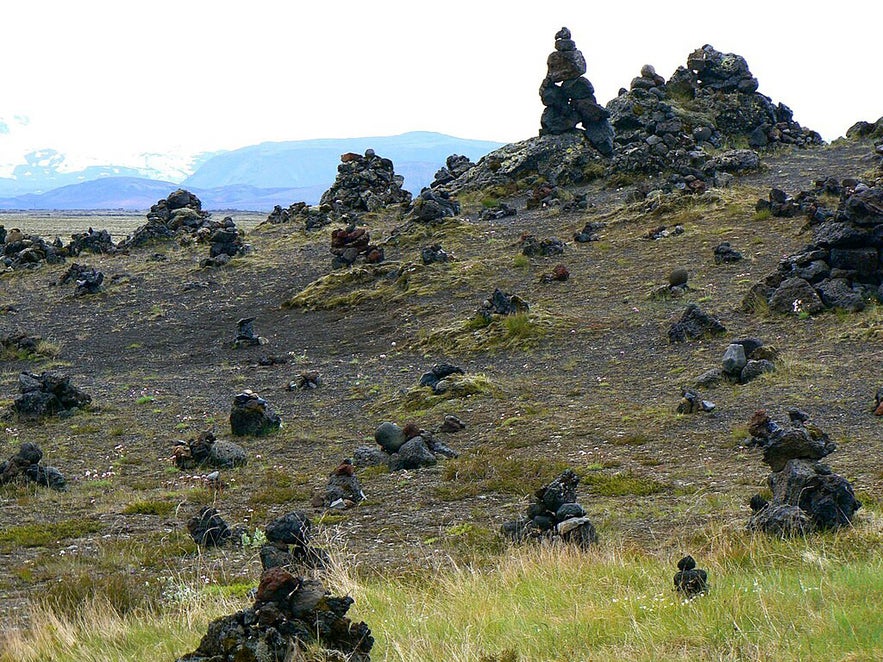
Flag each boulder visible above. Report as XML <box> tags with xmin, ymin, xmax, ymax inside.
<box><xmin>667</xmin><ymin>304</ymin><xmax>726</xmax><ymax>343</ymax></box>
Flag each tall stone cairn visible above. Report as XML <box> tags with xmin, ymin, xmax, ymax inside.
<box><xmin>539</xmin><ymin>27</ymin><xmax>614</xmax><ymax>155</ymax></box>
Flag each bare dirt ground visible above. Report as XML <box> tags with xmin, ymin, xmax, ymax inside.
<box><xmin>0</xmin><ymin>139</ymin><xmax>881</xmax><ymax>628</ymax></box>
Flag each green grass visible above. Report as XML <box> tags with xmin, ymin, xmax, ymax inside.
<box><xmin>0</xmin><ymin>519</ymin><xmax>105</xmax><ymax>550</ymax></box>
<box><xmin>6</xmin><ymin>528</ymin><xmax>883</xmax><ymax>661</ymax></box>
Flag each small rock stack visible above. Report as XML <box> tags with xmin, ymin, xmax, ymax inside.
<box><xmin>319</xmin><ymin>149</ymin><xmax>412</xmax><ymax>215</ymax></box>
<box><xmin>264</xmin><ymin>201</ymin><xmax>334</xmax><ymax>230</ymax></box>
<box><xmin>173</xmin><ymin>431</ymin><xmax>247</xmax><ymax>471</ymax></box>
<box><xmin>539</xmin><ymin>27</ymin><xmax>614</xmax><ymax>156</ymax></box>
<box><xmin>312</xmin><ymin>459</ymin><xmax>365</xmax><ymax>510</ymax></box>
<box><xmin>176</xmin><ymin>567</ymin><xmax>373</xmax><ymax>662</ymax></box>
<box><xmin>200</xmin><ymin>216</ymin><xmax>246</xmax><ymax>267</ymax></box>
<box><xmin>667</xmin><ymin>303</ymin><xmax>726</xmax><ymax>343</ymax></box>
<box><xmin>478</xmin><ymin>288</ymin><xmax>530</xmax><ymax>322</ymax></box>
<box><xmin>259</xmin><ymin>511</ymin><xmax>328</xmax><ymax>572</ymax></box>
<box><xmin>430</xmin><ymin>154</ymin><xmax>475</xmax><ymax>188</ymax></box>
<box><xmin>353</xmin><ymin>420</ymin><xmax>459</xmax><ymax>472</ymax></box>
<box><xmin>13</xmin><ymin>371</ymin><xmax>91</xmax><ymax>419</ymax></box>
<box><xmin>330</xmin><ymin>224</ymin><xmax>384</xmax><ymax>269</ymax></box>
<box><xmin>673</xmin><ymin>555</ymin><xmax>708</xmax><ymax>598</ymax></box>
<box><xmin>56</xmin><ymin>263</ymin><xmax>104</xmax><ymax>295</ymax></box>
<box><xmin>120</xmin><ymin>189</ymin><xmax>210</xmax><ymax>248</ymax></box>
<box><xmin>746</xmin><ymin>410</ymin><xmax>861</xmax><ymax>536</ymax></box>
<box><xmin>501</xmin><ymin>469</ymin><xmax>597</xmax><ymax>548</ymax></box>
<box><xmin>695</xmin><ymin>339</ymin><xmax>777</xmax><ymax>387</ymax></box>
<box><xmin>0</xmin><ymin>442</ymin><xmax>66</xmax><ymax>490</ymax></box>
<box><xmin>1</xmin><ymin>228</ymin><xmax>67</xmax><ymax>270</ymax></box>
<box><xmin>229</xmin><ymin>390</ymin><xmax>282</xmax><ymax>436</ymax></box>
<box><xmin>746</xmin><ymin>179</ymin><xmax>883</xmax><ymax>314</ymax></box>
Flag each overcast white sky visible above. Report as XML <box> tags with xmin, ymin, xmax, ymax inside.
<box><xmin>1</xmin><ymin>0</ymin><xmax>881</xmax><ymax>173</ymax></box>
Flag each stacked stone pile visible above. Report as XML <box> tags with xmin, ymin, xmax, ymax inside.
<box><xmin>607</xmin><ymin>44</ymin><xmax>820</xmax><ymax>192</ymax></box>
<box><xmin>539</xmin><ymin>28</ymin><xmax>614</xmax><ymax>156</ymax></box>
<box><xmin>668</xmin><ymin>45</ymin><xmax>822</xmax><ymax>148</ymax></box>
<box><xmin>66</xmin><ymin>228</ymin><xmax>117</xmax><ymax>255</ymax></box>
<box><xmin>330</xmin><ymin>223</ymin><xmax>384</xmax><ymax>268</ymax></box>
<box><xmin>520</xmin><ymin>234</ymin><xmax>565</xmax><ymax>257</ymax></box>
<box><xmin>408</xmin><ymin>188</ymin><xmax>460</xmax><ymax>222</ymax></box>
<box><xmin>694</xmin><ymin>338</ymin><xmax>777</xmax><ymax>387</ymax></box>
<box><xmin>745</xmin><ymin>178</ymin><xmax>883</xmax><ymax>314</ymax></box>
<box><xmin>176</xmin><ymin>566</ymin><xmax>373</xmax><ymax>662</ymax></box>
<box><xmin>430</xmin><ymin>154</ymin><xmax>476</xmax><ymax>188</ymax></box>
<box><xmin>118</xmin><ymin>190</ymin><xmax>248</xmax><ymax>260</ymax></box>
<box><xmin>12</xmin><ymin>371</ymin><xmax>91</xmax><ymax>419</ymax></box>
<box><xmin>746</xmin><ymin>410</ymin><xmax>861</xmax><ymax>536</ymax></box>
<box><xmin>320</xmin><ymin>149</ymin><xmax>412</xmax><ymax>215</ymax></box>
<box><xmin>173</xmin><ymin>431</ymin><xmax>247</xmax><ymax>471</ymax></box>
<box><xmin>312</xmin><ymin>459</ymin><xmax>365</xmax><ymax>509</ymax></box>
<box><xmin>55</xmin><ymin>263</ymin><xmax>104</xmax><ymax>295</ymax></box>
<box><xmin>259</xmin><ymin>511</ymin><xmax>329</xmax><ymax>572</ymax></box>
<box><xmin>200</xmin><ymin>216</ymin><xmax>246</xmax><ymax>267</ymax></box>
<box><xmin>1</xmin><ymin>228</ymin><xmax>66</xmax><ymax>270</ymax></box>
<box><xmin>501</xmin><ymin>469</ymin><xmax>597</xmax><ymax>548</ymax></box>
<box><xmin>353</xmin><ymin>420</ymin><xmax>459</xmax><ymax>472</ymax></box>
<box><xmin>264</xmin><ymin>201</ymin><xmax>334</xmax><ymax>230</ymax></box>
<box><xmin>229</xmin><ymin>390</ymin><xmax>282</xmax><ymax>436</ymax></box>
<box><xmin>478</xmin><ymin>288</ymin><xmax>529</xmax><ymax>322</ymax></box>
<box><xmin>0</xmin><ymin>442</ymin><xmax>66</xmax><ymax>490</ymax></box>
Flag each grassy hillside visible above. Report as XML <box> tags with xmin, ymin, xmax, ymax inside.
<box><xmin>0</xmin><ymin>138</ymin><xmax>881</xmax><ymax>660</ymax></box>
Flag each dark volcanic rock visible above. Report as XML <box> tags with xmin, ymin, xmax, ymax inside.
<box><xmin>539</xmin><ymin>28</ymin><xmax>614</xmax><ymax>156</ymax></box>
<box><xmin>746</xmin><ymin>411</ymin><xmax>860</xmax><ymax>535</ymax></box>
<box><xmin>746</xmin><ymin>179</ymin><xmax>883</xmax><ymax>315</ymax></box>
<box><xmin>229</xmin><ymin>390</ymin><xmax>281</xmax><ymax>436</ymax></box>
<box><xmin>320</xmin><ymin>149</ymin><xmax>412</xmax><ymax>215</ymax></box>
<box><xmin>187</xmin><ymin>506</ymin><xmax>232</xmax><ymax>547</ymax></box>
<box><xmin>13</xmin><ymin>371</ymin><xmax>91</xmax><ymax>419</ymax></box>
<box><xmin>176</xmin><ymin>568</ymin><xmax>373</xmax><ymax>662</ymax></box>
<box><xmin>674</xmin><ymin>555</ymin><xmax>708</xmax><ymax>597</ymax></box>
<box><xmin>501</xmin><ymin>469</ymin><xmax>597</xmax><ymax>549</ymax></box>
<box><xmin>667</xmin><ymin>304</ymin><xmax>726</xmax><ymax>343</ymax></box>
<box><xmin>173</xmin><ymin>431</ymin><xmax>247</xmax><ymax>471</ymax></box>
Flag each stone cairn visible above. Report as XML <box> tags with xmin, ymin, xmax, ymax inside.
<box><xmin>745</xmin><ymin>410</ymin><xmax>861</xmax><ymax>536</ymax></box>
<box><xmin>233</xmin><ymin>316</ymin><xmax>266</xmax><ymax>348</ymax></box>
<box><xmin>539</xmin><ymin>27</ymin><xmax>614</xmax><ymax>156</ymax></box>
<box><xmin>173</xmin><ymin>430</ymin><xmax>247</xmax><ymax>471</ymax></box>
<box><xmin>501</xmin><ymin>469</ymin><xmax>597</xmax><ymax>549</ymax></box>
<box><xmin>520</xmin><ymin>234</ymin><xmax>565</xmax><ymax>258</ymax></box>
<box><xmin>606</xmin><ymin>44</ymin><xmax>821</xmax><ymax>193</ymax></box>
<box><xmin>320</xmin><ymin>149</ymin><xmax>412</xmax><ymax>215</ymax></box>
<box><xmin>118</xmin><ymin>190</ymin><xmax>248</xmax><ymax>262</ymax></box>
<box><xmin>353</xmin><ymin>420</ymin><xmax>459</xmax><ymax>472</ymax></box>
<box><xmin>311</xmin><ymin>459</ymin><xmax>365</xmax><ymax>510</ymax></box>
<box><xmin>694</xmin><ymin>338</ymin><xmax>777</xmax><ymax>388</ymax></box>
<box><xmin>478</xmin><ymin>288</ymin><xmax>530</xmax><ymax>324</ymax></box>
<box><xmin>264</xmin><ymin>201</ymin><xmax>335</xmax><ymax>231</ymax></box>
<box><xmin>0</xmin><ymin>226</ymin><xmax>96</xmax><ymax>270</ymax></box>
<box><xmin>12</xmin><ymin>371</ymin><xmax>91</xmax><ymax>419</ymax></box>
<box><xmin>229</xmin><ymin>390</ymin><xmax>282</xmax><ymax>436</ymax></box>
<box><xmin>0</xmin><ymin>442</ymin><xmax>66</xmax><ymax>490</ymax></box>
<box><xmin>176</xmin><ymin>566</ymin><xmax>373</xmax><ymax>662</ymax></box>
<box><xmin>55</xmin><ymin>262</ymin><xmax>104</xmax><ymax>295</ymax></box>
<box><xmin>259</xmin><ymin>511</ymin><xmax>329</xmax><ymax>572</ymax></box>
<box><xmin>430</xmin><ymin>154</ymin><xmax>476</xmax><ymax>188</ymax></box>
<box><xmin>673</xmin><ymin>555</ymin><xmax>708</xmax><ymax>598</ymax></box>
<box><xmin>330</xmin><ymin>224</ymin><xmax>384</xmax><ymax>269</ymax></box>
<box><xmin>667</xmin><ymin>303</ymin><xmax>726</xmax><ymax>343</ymax></box>
<box><xmin>745</xmin><ymin>178</ymin><xmax>883</xmax><ymax>314</ymax></box>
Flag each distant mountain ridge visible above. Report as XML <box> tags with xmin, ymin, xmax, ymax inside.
<box><xmin>0</xmin><ymin>132</ymin><xmax>504</xmax><ymax>211</ymax></box>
